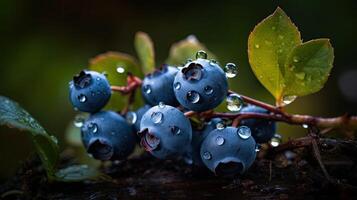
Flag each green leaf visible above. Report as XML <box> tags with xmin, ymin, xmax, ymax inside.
<box><xmin>135</xmin><ymin>32</ymin><xmax>156</xmax><ymax>74</ymax></box>
<box><xmin>166</xmin><ymin>35</ymin><xmax>216</xmax><ymax>65</ymax></box>
<box><xmin>248</xmin><ymin>7</ymin><xmax>301</xmax><ymax>100</ymax></box>
<box><xmin>55</xmin><ymin>165</ymin><xmax>110</xmax><ymax>182</ymax></box>
<box><xmin>0</xmin><ymin>96</ymin><xmax>59</xmax><ymax>177</ymax></box>
<box><xmin>284</xmin><ymin>39</ymin><xmax>334</xmax><ymax>96</ymax></box>
<box><xmin>89</xmin><ymin>52</ymin><xmax>143</xmax><ymax>110</ymax></box>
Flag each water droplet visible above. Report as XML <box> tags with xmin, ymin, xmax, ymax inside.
<box><xmin>74</xmin><ymin>115</ymin><xmax>86</xmax><ymax>128</ymax></box>
<box><xmin>302</xmin><ymin>124</ymin><xmax>309</xmax><ymax>129</ymax></box>
<box><xmin>204</xmin><ymin>86</ymin><xmax>213</xmax><ymax>95</ymax></box>
<box><xmin>171</xmin><ymin>126</ymin><xmax>181</xmax><ymax>135</ymax></box>
<box><xmin>145</xmin><ymin>133</ymin><xmax>160</xmax><ymax>149</ymax></box>
<box><xmin>50</xmin><ymin>135</ymin><xmax>58</xmax><ymax>144</ymax></box>
<box><xmin>78</xmin><ymin>94</ymin><xmax>87</xmax><ymax>103</ymax></box>
<box><xmin>151</xmin><ymin>112</ymin><xmax>163</xmax><ymax>124</ymax></box>
<box><xmin>96</xmin><ymin>77</ymin><xmax>100</xmax><ymax>81</ymax></box>
<box><xmin>116</xmin><ymin>66</ymin><xmax>125</xmax><ymax>74</ymax></box>
<box><xmin>215</xmin><ymin>136</ymin><xmax>225</xmax><ymax>146</ymax></box>
<box><xmin>282</xmin><ymin>95</ymin><xmax>297</xmax><ymax>105</ymax></box>
<box><xmin>226</xmin><ymin>93</ymin><xmax>244</xmax><ymax>112</ymax></box>
<box><xmin>224</xmin><ymin>63</ymin><xmax>238</xmax><ymax>78</ymax></box>
<box><xmin>88</xmin><ymin>123</ymin><xmax>98</xmax><ymax>133</ymax></box>
<box><xmin>186</xmin><ymin>91</ymin><xmax>200</xmax><ymax>104</ymax></box>
<box><xmin>186</xmin><ymin>35</ymin><xmax>198</xmax><ymax>43</ymax></box>
<box><xmin>216</xmin><ymin>122</ymin><xmax>225</xmax><ymax>130</ymax></box>
<box><xmin>203</xmin><ymin>151</ymin><xmax>212</xmax><ymax>160</ymax></box>
<box><xmin>174</xmin><ymin>82</ymin><xmax>181</xmax><ymax>90</ymax></box>
<box><xmin>126</xmin><ymin>111</ymin><xmax>137</xmax><ymax>124</ymax></box>
<box><xmin>237</xmin><ymin>126</ymin><xmax>251</xmax><ymax>139</ymax></box>
<box><xmin>255</xmin><ymin>44</ymin><xmax>260</xmax><ymax>48</ymax></box>
<box><xmin>270</xmin><ymin>134</ymin><xmax>282</xmax><ymax>147</ymax></box>
<box><xmin>293</xmin><ymin>56</ymin><xmax>299</xmax><ymax>63</ymax></box>
<box><xmin>295</xmin><ymin>72</ymin><xmax>306</xmax><ymax>80</ymax></box>
<box><xmin>196</xmin><ymin>50</ymin><xmax>207</xmax><ymax>59</ymax></box>
<box><xmin>158</xmin><ymin>102</ymin><xmax>166</xmax><ymax>108</ymax></box>
<box><xmin>209</xmin><ymin>59</ymin><xmax>217</xmax><ymax>66</ymax></box>
<box><xmin>255</xmin><ymin>144</ymin><xmax>261</xmax><ymax>152</ymax></box>
<box><xmin>144</xmin><ymin>85</ymin><xmax>152</xmax><ymax>94</ymax></box>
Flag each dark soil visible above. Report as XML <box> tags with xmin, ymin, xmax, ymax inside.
<box><xmin>1</xmin><ymin>138</ymin><xmax>357</xmax><ymax>200</ymax></box>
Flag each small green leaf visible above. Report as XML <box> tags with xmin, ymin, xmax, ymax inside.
<box><xmin>166</xmin><ymin>35</ymin><xmax>216</xmax><ymax>65</ymax></box>
<box><xmin>55</xmin><ymin>165</ymin><xmax>110</xmax><ymax>182</ymax></box>
<box><xmin>135</xmin><ymin>32</ymin><xmax>156</xmax><ymax>74</ymax></box>
<box><xmin>0</xmin><ymin>96</ymin><xmax>59</xmax><ymax>177</ymax></box>
<box><xmin>284</xmin><ymin>39</ymin><xmax>334</xmax><ymax>96</ymax></box>
<box><xmin>248</xmin><ymin>7</ymin><xmax>301</xmax><ymax>100</ymax></box>
<box><xmin>89</xmin><ymin>52</ymin><xmax>143</xmax><ymax>110</ymax></box>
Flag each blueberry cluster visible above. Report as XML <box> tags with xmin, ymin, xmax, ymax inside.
<box><xmin>68</xmin><ymin>52</ymin><xmax>277</xmax><ymax>177</ymax></box>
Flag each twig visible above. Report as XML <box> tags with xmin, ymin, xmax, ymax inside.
<box><xmin>311</xmin><ymin>139</ymin><xmax>333</xmax><ymax>182</ymax></box>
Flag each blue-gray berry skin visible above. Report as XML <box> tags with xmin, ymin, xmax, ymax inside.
<box><xmin>240</xmin><ymin>105</ymin><xmax>276</xmax><ymax>143</ymax></box>
<box><xmin>141</xmin><ymin>66</ymin><xmax>179</xmax><ymax>106</ymax></box>
<box><xmin>130</xmin><ymin>104</ymin><xmax>151</xmax><ymax>132</ymax></box>
<box><xmin>139</xmin><ymin>105</ymin><xmax>192</xmax><ymax>159</ymax></box>
<box><xmin>81</xmin><ymin>111</ymin><xmax>136</xmax><ymax>161</ymax></box>
<box><xmin>173</xmin><ymin>59</ymin><xmax>228</xmax><ymax>112</ymax></box>
<box><xmin>184</xmin><ymin>118</ymin><xmax>224</xmax><ymax>166</ymax></box>
<box><xmin>69</xmin><ymin>70</ymin><xmax>111</xmax><ymax>113</ymax></box>
<box><xmin>200</xmin><ymin>126</ymin><xmax>257</xmax><ymax>177</ymax></box>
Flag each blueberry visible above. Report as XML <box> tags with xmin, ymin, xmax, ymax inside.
<box><xmin>139</xmin><ymin>104</ymin><xmax>192</xmax><ymax>159</ymax></box>
<box><xmin>173</xmin><ymin>58</ymin><xmax>228</xmax><ymax>112</ymax></box>
<box><xmin>125</xmin><ymin>104</ymin><xmax>151</xmax><ymax>132</ymax></box>
<box><xmin>69</xmin><ymin>70</ymin><xmax>111</xmax><ymax>113</ymax></box>
<box><xmin>141</xmin><ymin>66</ymin><xmax>179</xmax><ymax>106</ymax></box>
<box><xmin>81</xmin><ymin>111</ymin><xmax>136</xmax><ymax>161</ymax></box>
<box><xmin>184</xmin><ymin>118</ymin><xmax>224</xmax><ymax>166</ymax></box>
<box><xmin>200</xmin><ymin>126</ymin><xmax>256</xmax><ymax>177</ymax></box>
<box><xmin>240</xmin><ymin>105</ymin><xmax>276</xmax><ymax>143</ymax></box>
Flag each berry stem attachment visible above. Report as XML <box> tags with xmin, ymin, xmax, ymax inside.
<box><xmin>111</xmin><ymin>74</ymin><xmax>142</xmax><ymax>95</ymax></box>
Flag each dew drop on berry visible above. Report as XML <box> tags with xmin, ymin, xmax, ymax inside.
<box><xmin>215</xmin><ymin>136</ymin><xmax>225</xmax><ymax>146</ymax></box>
<box><xmin>216</xmin><ymin>122</ymin><xmax>225</xmax><ymax>130</ymax></box>
<box><xmin>203</xmin><ymin>151</ymin><xmax>212</xmax><ymax>160</ymax></box>
<box><xmin>145</xmin><ymin>133</ymin><xmax>160</xmax><ymax>149</ymax></box>
<box><xmin>270</xmin><ymin>134</ymin><xmax>282</xmax><ymax>147</ymax></box>
<box><xmin>237</xmin><ymin>126</ymin><xmax>251</xmax><ymax>139</ymax></box>
<box><xmin>226</xmin><ymin>93</ymin><xmax>243</xmax><ymax>112</ymax></box>
<box><xmin>282</xmin><ymin>95</ymin><xmax>297</xmax><ymax>105</ymax></box>
<box><xmin>187</xmin><ymin>91</ymin><xmax>200</xmax><ymax>104</ymax></box>
<box><xmin>88</xmin><ymin>122</ymin><xmax>98</xmax><ymax>133</ymax></box>
<box><xmin>174</xmin><ymin>82</ymin><xmax>181</xmax><ymax>90</ymax></box>
<box><xmin>224</xmin><ymin>63</ymin><xmax>238</xmax><ymax>78</ymax></box>
<box><xmin>204</xmin><ymin>86</ymin><xmax>213</xmax><ymax>95</ymax></box>
<box><xmin>96</xmin><ymin>77</ymin><xmax>100</xmax><ymax>81</ymax></box>
<box><xmin>126</xmin><ymin>111</ymin><xmax>137</xmax><ymax>124</ymax></box>
<box><xmin>78</xmin><ymin>94</ymin><xmax>87</xmax><ymax>103</ymax></box>
<box><xmin>209</xmin><ymin>59</ymin><xmax>217</xmax><ymax>66</ymax></box>
<box><xmin>171</xmin><ymin>126</ymin><xmax>181</xmax><ymax>135</ymax></box>
<box><xmin>196</xmin><ymin>50</ymin><xmax>207</xmax><ymax>59</ymax></box>
<box><xmin>158</xmin><ymin>102</ymin><xmax>166</xmax><ymax>108</ymax></box>
<box><xmin>144</xmin><ymin>85</ymin><xmax>152</xmax><ymax>94</ymax></box>
<box><xmin>116</xmin><ymin>66</ymin><xmax>125</xmax><ymax>74</ymax></box>
<box><xmin>151</xmin><ymin>112</ymin><xmax>163</xmax><ymax>124</ymax></box>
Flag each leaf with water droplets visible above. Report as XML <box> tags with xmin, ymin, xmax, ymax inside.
<box><xmin>55</xmin><ymin>165</ymin><xmax>110</xmax><ymax>182</ymax></box>
<box><xmin>166</xmin><ymin>35</ymin><xmax>216</xmax><ymax>65</ymax></box>
<box><xmin>134</xmin><ymin>32</ymin><xmax>156</xmax><ymax>74</ymax></box>
<box><xmin>284</xmin><ymin>39</ymin><xmax>334</xmax><ymax>96</ymax></box>
<box><xmin>89</xmin><ymin>51</ymin><xmax>143</xmax><ymax>110</ymax></box>
<box><xmin>248</xmin><ymin>7</ymin><xmax>301</xmax><ymax>100</ymax></box>
<box><xmin>0</xmin><ymin>96</ymin><xmax>59</xmax><ymax>178</ymax></box>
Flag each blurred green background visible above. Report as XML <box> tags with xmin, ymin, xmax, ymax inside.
<box><xmin>1</xmin><ymin>0</ymin><xmax>357</xmax><ymax>181</ymax></box>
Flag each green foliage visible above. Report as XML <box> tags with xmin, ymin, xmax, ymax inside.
<box><xmin>135</xmin><ymin>32</ymin><xmax>156</xmax><ymax>74</ymax></box>
<box><xmin>0</xmin><ymin>96</ymin><xmax>59</xmax><ymax>178</ymax></box>
<box><xmin>89</xmin><ymin>52</ymin><xmax>143</xmax><ymax>110</ymax></box>
<box><xmin>248</xmin><ymin>7</ymin><xmax>334</xmax><ymax>105</ymax></box>
<box><xmin>55</xmin><ymin>164</ymin><xmax>110</xmax><ymax>182</ymax></box>
<box><xmin>166</xmin><ymin>35</ymin><xmax>216</xmax><ymax>65</ymax></box>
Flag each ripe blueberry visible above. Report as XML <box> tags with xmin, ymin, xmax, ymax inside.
<box><xmin>69</xmin><ymin>70</ymin><xmax>111</xmax><ymax>113</ymax></box>
<box><xmin>141</xmin><ymin>65</ymin><xmax>179</xmax><ymax>106</ymax></box>
<box><xmin>200</xmin><ymin>126</ymin><xmax>256</xmax><ymax>177</ymax></box>
<box><xmin>184</xmin><ymin>118</ymin><xmax>224</xmax><ymax>166</ymax></box>
<box><xmin>139</xmin><ymin>104</ymin><xmax>192</xmax><ymax>159</ymax></box>
<box><xmin>125</xmin><ymin>104</ymin><xmax>151</xmax><ymax>132</ymax></box>
<box><xmin>240</xmin><ymin>105</ymin><xmax>276</xmax><ymax>143</ymax></box>
<box><xmin>173</xmin><ymin>58</ymin><xmax>228</xmax><ymax>112</ymax></box>
<box><xmin>81</xmin><ymin>111</ymin><xmax>136</xmax><ymax>161</ymax></box>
